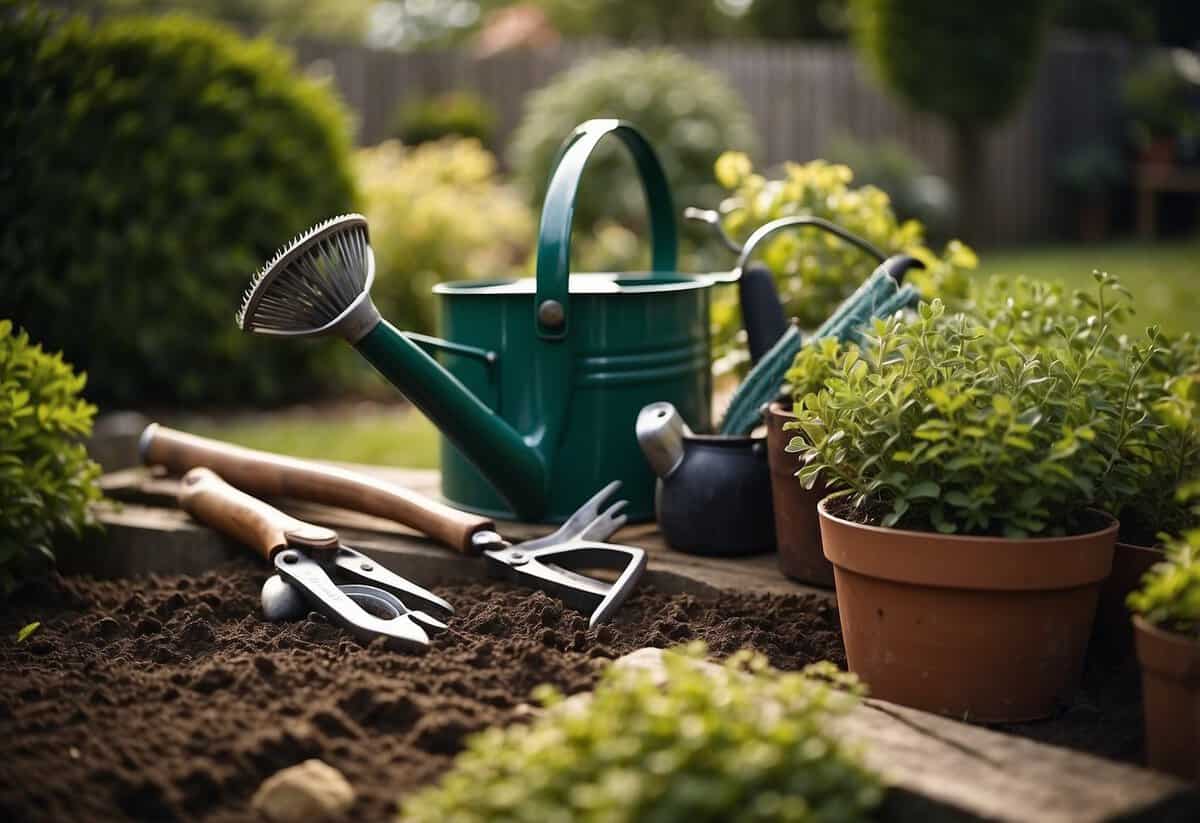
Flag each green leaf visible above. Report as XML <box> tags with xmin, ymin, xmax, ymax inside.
<box><xmin>16</xmin><ymin>622</ymin><xmax>40</xmax><ymax>643</ymax></box>
<box><xmin>906</xmin><ymin>481</ymin><xmax>940</xmax><ymax>500</ymax></box>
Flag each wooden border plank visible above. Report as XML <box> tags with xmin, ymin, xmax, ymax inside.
<box><xmin>615</xmin><ymin>649</ymin><xmax>1199</xmax><ymax>823</ymax></box>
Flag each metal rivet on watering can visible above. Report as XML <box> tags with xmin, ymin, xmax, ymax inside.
<box><xmin>538</xmin><ymin>299</ymin><xmax>565</xmax><ymax>330</ymax></box>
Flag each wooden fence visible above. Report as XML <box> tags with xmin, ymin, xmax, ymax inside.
<box><xmin>292</xmin><ymin>38</ymin><xmax>1131</xmax><ymax>245</ymax></box>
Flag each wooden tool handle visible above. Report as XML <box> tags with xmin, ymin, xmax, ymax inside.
<box><xmin>142</xmin><ymin>423</ymin><xmax>491</xmax><ymax>554</ymax></box>
<box><xmin>178</xmin><ymin>468</ymin><xmax>338</xmax><ymax>561</ymax></box>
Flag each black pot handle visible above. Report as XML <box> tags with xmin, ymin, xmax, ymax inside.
<box><xmin>874</xmin><ymin>253</ymin><xmax>927</xmax><ymax>283</ymax></box>
<box><xmin>739</xmin><ymin>262</ymin><xmax>789</xmax><ymax>365</ymax></box>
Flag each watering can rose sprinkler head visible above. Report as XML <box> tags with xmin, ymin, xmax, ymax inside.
<box><xmin>236</xmin><ymin>214</ymin><xmax>548</xmax><ymax>520</ymax></box>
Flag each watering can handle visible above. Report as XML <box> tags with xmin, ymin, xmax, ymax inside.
<box><xmin>534</xmin><ymin>119</ymin><xmax>678</xmax><ymax>341</ymax></box>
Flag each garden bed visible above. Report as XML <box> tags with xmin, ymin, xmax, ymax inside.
<box><xmin>0</xmin><ymin>558</ymin><xmax>1157</xmax><ymax>822</ymax></box>
<box><xmin>0</xmin><ymin>562</ymin><xmax>842</xmax><ymax>821</ymax></box>
<box><xmin>3</xmin><ymin>463</ymin><xmax>1190</xmax><ymax>822</ymax></box>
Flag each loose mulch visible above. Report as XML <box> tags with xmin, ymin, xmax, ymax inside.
<box><xmin>0</xmin><ymin>561</ymin><xmax>844</xmax><ymax>822</ymax></box>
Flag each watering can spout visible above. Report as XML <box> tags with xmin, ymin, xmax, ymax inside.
<box><xmin>353</xmin><ymin>319</ymin><xmax>548</xmax><ymax>520</ymax></box>
<box><xmin>636</xmin><ymin>402</ymin><xmax>691</xmax><ymax>480</ymax></box>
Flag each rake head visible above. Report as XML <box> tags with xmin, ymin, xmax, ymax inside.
<box><xmin>236</xmin><ymin>213</ymin><xmax>381</xmax><ymax>342</ymax></box>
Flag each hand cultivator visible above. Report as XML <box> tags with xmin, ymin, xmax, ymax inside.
<box><xmin>470</xmin><ymin>481</ymin><xmax>644</xmax><ymax>628</ymax></box>
<box><xmin>141</xmin><ymin>425</ymin><xmax>647</xmax><ymax>639</ymax></box>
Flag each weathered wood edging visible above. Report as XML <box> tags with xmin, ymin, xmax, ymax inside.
<box><xmin>614</xmin><ymin>649</ymin><xmax>1199</xmax><ymax>823</ymax></box>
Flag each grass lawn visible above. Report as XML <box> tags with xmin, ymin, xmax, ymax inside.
<box><xmin>982</xmin><ymin>237</ymin><xmax>1200</xmax><ymax>335</ymax></box>
<box><xmin>190</xmin><ymin>237</ymin><xmax>1198</xmax><ymax>467</ymax></box>
<box><xmin>184</xmin><ymin>403</ymin><xmax>441</xmax><ymax>469</ymax></box>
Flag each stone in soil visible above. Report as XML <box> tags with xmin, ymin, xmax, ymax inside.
<box><xmin>0</xmin><ymin>559</ymin><xmax>842</xmax><ymax>822</ymax></box>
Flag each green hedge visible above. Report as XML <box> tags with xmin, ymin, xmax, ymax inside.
<box><xmin>2</xmin><ymin>6</ymin><xmax>357</xmax><ymax>406</ymax></box>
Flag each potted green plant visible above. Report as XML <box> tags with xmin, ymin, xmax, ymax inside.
<box><xmin>789</xmin><ymin>274</ymin><xmax>1158</xmax><ymax>721</ymax></box>
<box><xmin>769</xmin><ymin>275</ymin><xmax>1061</xmax><ymax>588</ymax></box>
<box><xmin>1093</xmin><ymin>347</ymin><xmax>1200</xmax><ymax>662</ymax></box>
<box><xmin>1127</xmin><ymin>532</ymin><xmax>1200</xmax><ymax>780</ymax></box>
<box><xmin>767</xmin><ymin>339</ymin><xmax>849</xmax><ymax>586</ymax></box>
<box><xmin>1122</xmin><ymin>50</ymin><xmax>1200</xmax><ymax>167</ymax></box>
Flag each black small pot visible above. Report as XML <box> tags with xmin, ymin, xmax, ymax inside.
<box><xmin>638</xmin><ymin>401</ymin><xmax>775</xmax><ymax>556</ymax></box>
<box><xmin>655</xmin><ymin>434</ymin><xmax>775</xmax><ymax>556</ymax></box>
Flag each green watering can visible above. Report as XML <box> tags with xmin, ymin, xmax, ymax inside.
<box><xmin>239</xmin><ymin>119</ymin><xmax>730</xmax><ymax>523</ymax></box>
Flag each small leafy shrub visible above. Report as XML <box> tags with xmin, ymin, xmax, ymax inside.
<box><xmin>789</xmin><ymin>273</ymin><xmax>1160</xmax><ymax>537</ymax></box>
<box><xmin>400</xmin><ymin>643</ymin><xmax>881</xmax><ymax>823</ymax></box>
<box><xmin>511</xmin><ymin>49</ymin><xmax>759</xmax><ymax>233</ymax></box>
<box><xmin>785</xmin><ymin>274</ymin><xmax>1087</xmax><ymax>407</ymax></box>
<box><xmin>1128</xmin><ymin>534</ymin><xmax>1200</xmax><ymax>638</ymax></box>
<box><xmin>357</xmin><ymin>139</ymin><xmax>534</xmax><ymax>334</ymax></box>
<box><xmin>785</xmin><ymin>338</ymin><xmax>860</xmax><ymax>404</ymax></box>
<box><xmin>1117</xmin><ymin>343</ymin><xmax>1200</xmax><ymax>546</ymax></box>
<box><xmin>3</xmin><ymin>9</ymin><xmax>357</xmax><ymax>406</ymax></box>
<box><xmin>391</xmin><ymin>90</ymin><xmax>498</xmax><ymax>146</ymax></box>
<box><xmin>0</xmin><ymin>321</ymin><xmax>102</xmax><ymax>593</ymax></box>
<box><xmin>714</xmin><ymin>153</ymin><xmax>976</xmax><ymax>337</ymax></box>
<box><xmin>954</xmin><ymin>275</ymin><xmax>1200</xmax><ymax>544</ymax></box>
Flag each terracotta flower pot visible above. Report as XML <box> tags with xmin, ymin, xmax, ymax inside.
<box><xmin>1134</xmin><ymin>616</ymin><xmax>1200</xmax><ymax>780</ymax></box>
<box><xmin>818</xmin><ymin>495</ymin><xmax>1117</xmax><ymax>722</ymax></box>
<box><xmin>765</xmin><ymin>402</ymin><xmax>834</xmax><ymax>587</ymax></box>
<box><xmin>1089</xmin><ymin>542</ymin><xmax>1162</xmax><ymax>665</ymax></box>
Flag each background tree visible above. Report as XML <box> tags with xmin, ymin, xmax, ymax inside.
<box><xmin>850</xmin><ymin>0</ymin><xmax>1053</xmax><ymax>241</ymax></box>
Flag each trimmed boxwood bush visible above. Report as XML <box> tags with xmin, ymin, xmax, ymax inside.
<box><xmin>510</xmin><ymin>49</ymin><xmax>759</xmax><ymax>235</ymax></box>
<box><xmin>2</xmin><ymin>6</ymin><xmax>357</xmax><ymax>406</ymax></box>
<box><xmin>0</xmin><ymin>321</ymin><xmax>101</xmax><ymax>593</ymax></box>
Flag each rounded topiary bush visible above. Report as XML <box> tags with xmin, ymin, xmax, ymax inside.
<box><xmin>510</xmin><ymin>49</ymin><xmax>759</xmax><ymax>236</ymax></box>
<box><xmin>2</xmin><ymin>7</ymin><xmax>357</xmax><ymax>406</ymax></box>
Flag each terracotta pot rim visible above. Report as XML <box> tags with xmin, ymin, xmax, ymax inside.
<box><xmin>767</xmin><ymin>400</ymin><xmax>795</xmax><ymax>419</ymax></box>
<box><xmin>818</xmin><ymin>491</ymin><xmax>1116</xmax><ymax>590</ymax></box>
<box><xmin>1134</xmin><ymin>614</ymin><xmax>1200</xmax><ymax>682</ymax></box>
<box><xmin>1133</xmin><ymin>614</ymin><xmax>1200</xmax><ymax>649</ymax></box>
<box><xmin>1117</xmin><ymin>539</ymin><xmax>1163</xmax><ymax>551</ymax></box>
<box><xmin>817</xmin><ymin>491</ymin><xmax>1118</xmax><ymax>546</ymax></box>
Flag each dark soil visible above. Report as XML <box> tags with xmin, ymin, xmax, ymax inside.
<box><xmin>0</xmin><ymin>561</ymin><xmax>843</xmax><ymax>822</ymax></box>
